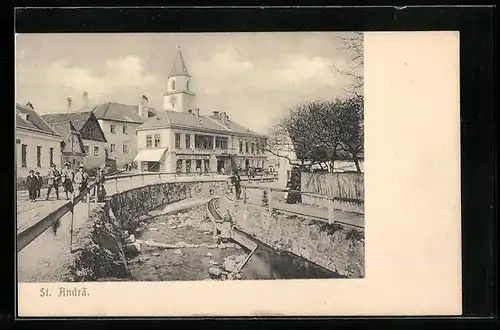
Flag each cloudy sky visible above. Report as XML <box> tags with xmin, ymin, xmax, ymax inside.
<box><xmin>16</xmin><ymin>32</ymin><xmax>361</xmax><ymax>133</ymax></box>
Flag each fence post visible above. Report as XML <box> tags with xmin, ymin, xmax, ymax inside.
<box><xmin>69</xmin><ymin>194</ymin><xmax>75</xmax><ymax>252</ymax></box>
<box><xmin>268</xmin><ymin>187</ymin><xmax>272</xmax><ymax>213</ymax></box>
<box><xmin>328</xmin><ymin>198</ymin><xmax>335</xmax><ymax>225</ymax></box>
<box><xmin>115</xmin><ymin>177</ymin><xmax>119</xmax><ymax>193</ymax></box>
<box><xmin>94</xmin><ymin>183</ymin><xmax>98</xmax><ymax>204</ymax></box>
<box><xmin>87</xmin><ymin>189</ymin><xmax>91</xmax><ymax>216</ymax></box>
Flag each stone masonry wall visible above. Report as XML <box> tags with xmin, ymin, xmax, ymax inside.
<box><xmin>64</xmin><ymin>180</ymin><xmax>227</xmax><ymax>282</ymax></box>
<box><xmin>219</xmin><ymin>196</ymin><xmax>365</xmax><ymax>278</ymax></box>
<box><xmin>107</xmin><ymin>181</ymin><xmax>227</xmax><ymax>232</ymax></box>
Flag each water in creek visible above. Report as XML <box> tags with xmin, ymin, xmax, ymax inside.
<box><xmin>238</xmin><ymin>232</ymin><xmax>345</xmax><ymax>280</ymax></box>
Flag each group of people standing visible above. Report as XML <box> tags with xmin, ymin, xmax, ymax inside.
<box><xmin>25</xmin><ymin>162</ymin><xmax>106</xmax><ymax>202</ymax></box>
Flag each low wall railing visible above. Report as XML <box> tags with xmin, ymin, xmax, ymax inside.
<box><xmin>225</xmin><ymin>184</ymin><xmax>364</xmax><ymax>230</ymax></box>
<box><xmin>16</xmin><ymin>171</ymin><xmax>278</xmax><ymax>253</ymax></box>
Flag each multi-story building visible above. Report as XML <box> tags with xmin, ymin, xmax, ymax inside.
<box><xmin>87</xmin><ymin>95</ymin><xmax>158</xmax><ymax>168</ymax></box>
<box><xmin>42</xmin><ymin>111</ymin><xmax>107</xmax><ymax>170</ymax></box>
<box><xmin>16</xmin><ymin>102</ymin><xmax>63</xmax><ymax>180</ymax></box>
<box><xmin>134</xmin><ymin>48</ymin><xmax>268</xmax><ymax>173</ymax></box>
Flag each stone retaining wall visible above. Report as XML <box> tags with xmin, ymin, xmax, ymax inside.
<box><xmin>64</xmin><ymin>180</ymin><xmax>228</xmax><ymax>281</ymax></box>
<box><xmin>218</xmin><ymin>195</ymin><xmax>365</xmax><ymax>278</ymax></box>
<box><xmin>106</xmin><ymin>181</ymin><xmax>227</xmax><ymax>232</ymax></box>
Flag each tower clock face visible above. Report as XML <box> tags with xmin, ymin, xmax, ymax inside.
<box><xmin>170</xmin><ymin>95</ymin><xmax>177</xmax><ymax>107</ymax></box>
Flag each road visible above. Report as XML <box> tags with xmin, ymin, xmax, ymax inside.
<box><xmin>17</xmin><ymin>201</ymin><xmax>95</xmax><ymax>282</ymax></box>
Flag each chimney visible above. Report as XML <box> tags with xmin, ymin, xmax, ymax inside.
<box><xmin>212</xmin><ymin>111</ymin><xmax>219</xmax><ymax>118</ymax></box>
<box><xmin>66</xmin><ymin>97</ymin><xmax>72</xmax><ymax>111</ymax></box>
<box><xmin>194</xmin><ymin>108</ymin><xmax>200</xmax><ymax>117</ymax></box>
<box><xmin>221</xmin><ymin>111</ymin><xmax>228</xmax><ymax>126</ymax></box>
<box><xmin>138</xmin><ymin>95</ymin><xmax>148</xmax><ymax>119</ymax></box>
<box><xmin>187</xmin><ymin>109</ymin><xmax>193</xmax><ymax>114</ymax></box>
<box><xmin>82</xmin><ymin>91</ymin><xmax>89</xmax><ymax>107</ymax></box>
<box><xmin>25</xmin><ymin>101</ymin><xmax>34</xmax><ymax>109</ymax></box>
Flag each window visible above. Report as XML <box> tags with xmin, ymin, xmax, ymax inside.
<box><xmin>146</xmin><ymin>135</ymin><xmax>152</xmax><ymax>148</ymax></box>
<box><xmin>185</xmin><ymin>134</ymin><xmax>191</xmax><ymax>149</ymax></box>
<box><xmin>239</xmin><ymin>140</ymin><xmax>243</xmax><ymax>153</ymax></box>
<box><xmin>123</xmin><ymin>125</ymin><xmax>128</xmax><ymax>134</ymax></box>
<box><xmin>176</xmin><ymin>160</ymin><xmax>183</xmax><ymax>173</ymax></box>
<box><xmin>94</xmin><ymin>146</ymin><xmax>99</xmax><ymax>156</ymax></box>
<box><xmin>171</xmin><ymin>80</ymin><xmax>176</xmax><ymax>90</ymax></box>
<box><xmin>36</xmin><ymin>146</ymin><xmax>41</xmax><ymax>167</ymax></box>
<box><xmin>154</xmin><ymin>134</ymin><xmax>161</xmax><ymax>148</ymax></box>
<box><xmin>185</xmin><ymin>160</ymin><xmax>191</xmax><ymax>173</ymax></box>
<box><xmin>110</xmin><ymin>144</ymin><xmax>115</xmax><ymax>152</ymax></box>
<box><xmin>245</xmin><ymin>142</ymin><xmax>249</xmax><ymax>153</ymax></box>
<box><xmin>110</xmin><ymin>125</ymin><xmax>116</xmax><ymax>134</ymax></box>
<box><xmin>186</xmin><ymin>80</ymin><xmax>190</xmax><ymax>91</ymax></box>
<box><xmin>251</xmin><ymin>143</ymin><xmax>255</xmax><ymax>154</ymax></box>
<box><xmin>21</xmin><ymin>144</ymin><xmax>27</xmax><ymax>168</ymax></box>
<box><xmin>84</xmin><ymin>146</ymin><xmax>89</xmax><ymax>154</ymax></box>
<box><xmin>123</xmin><ymin>144</ymin><xmax>128</xmax><ymax>154</ymax></box>
<box><xmin>175</xmin><ymin>133</ymin><xmax>181</xmax><ymax>148</ymax></box>
<box><xmin>195</xmin><ymin>135</ymin><xmax>214</xmax><ymax>149</ymax></box>
<box><xmin>49</xmin><ymin>147</ymin><xmax>54</xmax><ymax>165</ymax></box>
<box><xmin>215</xmin><ymin>136</ymin><xmax>228</xmax><ymax>149</ymax></box>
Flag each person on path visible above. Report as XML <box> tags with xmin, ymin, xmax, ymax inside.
<box><xmin>95</xmin><ymin>167</ymin><xmax>106</xmax><ymax>202</ymax></box>
<box><xmin>34</xmin><ymin>171</ymin><xmax>42</xmax><ymax>199</ymax></box>
<box><xmin>230</xmin><ymin>169</ymin><xmax>242</xmax><ymax>200</ymax></box>
<box><xmin>61</xmin><ymin>162</ymin><xmax>74</xmax><ymax>200</ymax></box>
<box><xmin>26</xmin><ymin>170</ymin><xmax>38</xmax><ymax>202</ymax></box>
<box><xmin>74</xmin><ymin>164</ymin><xmax>89</xmax><ymax>194</ymax></box>
<box><xmin>46</xmin><ymin>163</ymin><xmax>61</xmax><ymax>200</ymax></box>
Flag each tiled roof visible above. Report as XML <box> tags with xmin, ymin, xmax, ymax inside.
<box><xmin>88</xmin><ymin>102</ymin><xmax>158</xmax><ymax>123</ymax></box>
<box><xmin>42</xmin><ymin>111</ymin><xmax>93</xmax><ymax>131</ymax></box>
<box><xmin>169</xmin><ymin>49</ymin><xmax>190</xmax><ymax>77</ymax></box>
<box><xmin>41</xmin><ymin>111</ymin><xmax>106</xmax><ymax>142</ymax></box>
<box><xmin>137</xmin><ymin>110</ymin><xmax>263</xmax><ymax>137</ymax></box>
<box><xmin>16</xmin><ymin>103</ymin><xmax>61</xmax><ymax>137</ymax></box>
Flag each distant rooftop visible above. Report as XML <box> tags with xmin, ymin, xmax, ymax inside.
<box><xmin>137</xmin><ymin>110</ymin><xmax>263</xmax><ymax>137</ymax></box>
<box><xmin>16</xmin><ymin>103</ymin><xmax>61</xmax><ymax>138</ymax></box>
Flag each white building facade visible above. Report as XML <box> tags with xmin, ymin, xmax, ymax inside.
<box><xmin>16</xmin><ymin>103</ymin><xmax>63</xmax><ymax>179</ymax></box>
<box><xmin>135</xmin><ymin>48</ymin><xmax>268</xmax><ymax>174</ymax></box>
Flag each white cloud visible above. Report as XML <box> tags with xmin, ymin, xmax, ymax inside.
<box><xmin>45</xmin><ymin>56</ymin><xmax>161</xmax><ymax>104</ymax></box>
<box><xmin>191</xmin><ymin>47</ymin><xmax>352</xmax><ymax>98</ymax></box>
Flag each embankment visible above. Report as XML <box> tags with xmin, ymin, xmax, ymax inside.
<box><xmin>64</xmin><ymin>181</ymin><xmax>227</xmax><ymax>281</ymax></box>
<box><xmin>218</xmin><ymin>196</ymin><xmax>365</xmax><ymax>278</ymax></box>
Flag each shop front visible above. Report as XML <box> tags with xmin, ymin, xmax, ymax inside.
<box><xmin>134</xmin><ymin>148</ymin><xmax>167</xmax><ymax>172</ymax></box>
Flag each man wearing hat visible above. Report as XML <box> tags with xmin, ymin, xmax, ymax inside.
<box><xmin>74</xmin><ymin>164</ymin><xmax>89</xmax><ymax>194</ymax></box>
<box><xmin>61</xmin><ymin>162</ymin><xmax>74</xmax><ymax>200</ymax></box>
<box><xmin>46</xmin><ymin>163</ymin><xmax>61</xmax><ymax>200</ymax></box>
<box><xmin>34</xmin><ymin>171</ymin><xmax>42</xmax><ymax>199</ymax></box>
<box><xmin>95</xmin><ymin>167</ymin><xmax>106</xmax><ymax>202</ymax></box>
<box><xmin>26</xmin><ymin>170</ymin><xmax>38</xmax><ymax>202</ymax></box>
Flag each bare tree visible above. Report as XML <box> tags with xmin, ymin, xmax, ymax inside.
<box><xmin>333</xmin><ymin>32</ymin><xmax>364</xmax><ymax>98</ymax></box>
<box><xmin>265</xmin><ymin>97</ymin><xmax>363</xmax><ymax>173</ymax></box>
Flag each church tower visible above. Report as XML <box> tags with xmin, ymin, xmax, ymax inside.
<box><xmin>163</xmin><ymin>46</ymin><xmax>195</xmax><ymax>112</ymax></box>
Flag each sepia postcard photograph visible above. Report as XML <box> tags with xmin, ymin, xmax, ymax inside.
<box><xmin>15</xmin><ymin>29</ymin><xmax>461</xmax><ymax>317</ymax></box>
